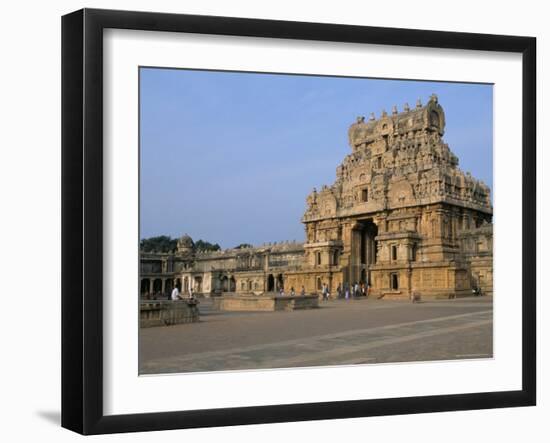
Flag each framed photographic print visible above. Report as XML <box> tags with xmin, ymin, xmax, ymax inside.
<box><xmin>61</xmin><ymin>8</ymin><xmax>536</xmax><ymax>435</ymax></box>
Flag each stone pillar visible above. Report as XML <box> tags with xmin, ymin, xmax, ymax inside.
<box><xmin>462</xmin><ymin>213</ymin><xmax>469</xmax><ymax>231</ymax></box>
<box><xmin>264</xmin><ymin>252</ymin><xmax>270</xmax><ymax>272</ymax></box>
<box><xmin>367</xmin><ymin>232</ymin><xmax>372</xmax><ymax>266</ymax></box>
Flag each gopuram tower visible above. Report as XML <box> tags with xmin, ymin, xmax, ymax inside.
<box><xmin>284</xmin><ymin>94</ymin><xmax>493</xmax><ymax>299</ymax></box>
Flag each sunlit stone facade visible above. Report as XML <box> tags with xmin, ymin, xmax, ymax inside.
<box><xmin>140</xmin><ymin>95</ymin><xmax>493</xmax><ymax>300</ymax></box>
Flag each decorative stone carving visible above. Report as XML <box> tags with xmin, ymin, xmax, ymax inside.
<box><xmin>300</xmin><ymin>95</ymin><xmax>492</xmax><ymax>298</ymax></box>
<box><xmin>177</xmin><ymin>234</ymin><xmax>195</xmax><ymax>254</ymax></box>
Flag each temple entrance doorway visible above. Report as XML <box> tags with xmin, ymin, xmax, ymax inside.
<box><xmin>140</xmin><ymin>279</ymin><xmax>150</xmax><ymax>296</ymax></box>
<box><xmin>165</xmin><ymin>279</ymin><xmax>173</xmax><ymax>297</ymax></box>
<box><xmin>194</xmin><ymin>276</ymin><xmax>203</xmax><ymax>293</ymax></box>
<box><xmin>277</xmin><ymin>274</ymin><xmax>284</xmax><ymax>291</ymax></box>
<box><xmin>153</xmin><ymin>278</ymin><xmax>163</xmax><ymax>295</ymax></box>
<box><xmin>220</xmin><ymin>276</ymin><xmax>228</xmax><ymax>292</ymax></box>
<box><xmin>267</xmin><ymin>274</ymin><xmax>275</xmax><ymax>291</ymax></box>
<box><xmin>351</xmin><ymin>219</ymin><xmax>378</xmax><ymax>285</ymax></box>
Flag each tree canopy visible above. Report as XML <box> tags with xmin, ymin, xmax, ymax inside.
<box><xmin>139</xmin><ymin>235</ymin><xmax>177</xmax><ymax>253</ymax></box>
<box><xmin>140</xmin><ymin>236</ymin><xmax>222</xmax><ymax>253</ymax></box>
<box><xmin>234</xmin><ymin>243</ymin><xmax>253</xmax><ymax>249</ymax></box>
<box><xmin>194</xmin><ymin>239</ymin><xmax>221</xmax><ymax>252</ymax></box>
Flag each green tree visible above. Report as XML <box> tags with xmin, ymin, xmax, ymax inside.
<box><xmin>139</xmin><ymin>235</ymin><xmax>178</xmax><ymax>253</ymax></box>
<box><xmin>195</xmin><ymin>239</ymin><xmax>221</xmax><ymax>251</ymax></box>
<box><xmin>140</xmin><ymin>236</ymin><xmax>222</xmax><ymax>253</ymax></box>
<box><xmin>234</xmin><ymin>243</ymin><xmax>253</xmax><ymax>249</ymax></box>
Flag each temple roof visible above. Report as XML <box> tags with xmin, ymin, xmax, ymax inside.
<box><xmin>348</xmin><ymin>93</ymin><xmax>445</xmax><ymax>150</ymax></box>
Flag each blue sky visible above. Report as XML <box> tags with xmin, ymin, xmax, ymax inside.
<box><xmin>140</xmin><ymin>68</ymin><xmax>493</xmax><ymax>249</ymax></box>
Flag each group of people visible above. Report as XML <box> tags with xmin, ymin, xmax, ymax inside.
<box><xmin>278</xmin><ymin>286</ymin><xmax>307</xmax><ymax>297</ymax></box>
<box><xmin>171</xmin><ymin>285</ymin><xmax>197</xmax><ymax>301</ymax></box>
<box><xmin>337</xmin><ymin>281</ymin><xmax>370</xmax><ymax>300</ymax></box>
<box><xmin>319</xmin><ymin>281</ymin><xmax>370</xmax><ymax>301</ymax></box>
<box><xmin>168</xmin><ymin>282</ymin><xmax>372</xmax><ymax>301</ymax></box>
<box><xmin>277</xmin><ymin>282</ymin><xmax>372</xmax><ymax>301</ymax></box>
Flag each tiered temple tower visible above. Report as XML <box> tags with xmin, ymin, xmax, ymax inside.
<box><xmin>284</xmin><ymin>94</ymin><xmax>493</xmax><ymax>298</ymax></box>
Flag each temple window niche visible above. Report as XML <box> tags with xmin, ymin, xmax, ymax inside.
<box><xmin>390</xmin><ymin>273</ymin><xmax>399</xmax><ymax>290</ymax></box>
<box><xmin>430</xmin><ymin>110</ymin><xmax>440</xmax><ymax>128</ymax></box>
<box><xmin>361</xmin><ymin>188</ymin><xmax>369</xmax><ymax>202</ymax></box>
<box><xmin>443</xmin><ymin>220</ymin><xmax>449</xmax><ymax>238</ymax></box>
<box><xmin>316</xmin><ymin>251</ymin><xmax>322</xmax><ymax>265</ymax></box>
<box><xmin>391</xmin><ymin>244</ymin><xmax>398</xmax><ymax>261</ymax></box>
<box><xmin>410</xmin><ymin>243</ymin><xmax>417</xmax><ymax>261</ymax></box>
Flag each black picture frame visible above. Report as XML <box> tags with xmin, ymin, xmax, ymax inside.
<box><xmin>61</xmin><ymin>8</ymin><xmax>536</xmax><ymax>435</ymax></box>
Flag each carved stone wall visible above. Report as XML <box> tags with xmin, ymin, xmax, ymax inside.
<box><xmin>295</xmin><ymin>94</ymin><xmax>493</xmax><ymax>299</ymax></box>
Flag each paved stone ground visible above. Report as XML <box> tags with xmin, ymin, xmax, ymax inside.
<box><xmin>139</xmin><ymin>297</ymin><xmax>493</xmax><ymax>374</ymax></box>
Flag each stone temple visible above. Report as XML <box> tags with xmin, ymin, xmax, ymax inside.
<box><xmin>140</xmin><ymin>94</ymin><xmax>493</xmax><ymax>300</ymax></box>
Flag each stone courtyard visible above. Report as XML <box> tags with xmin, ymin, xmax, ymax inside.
<box><xmin>139</xmin><ymin>297</ymin><xmax>492</xmax><ymax>374</ymax></box>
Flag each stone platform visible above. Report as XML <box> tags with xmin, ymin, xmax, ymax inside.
<box><xmin>379</xmin><ymin>289</ymin><xmax>481</xmax><ymax>301</ymax></box>
<box><xmin>140</xmin><ymin>300</ymin><xmax>199</xmax><ymax>328</ymax></box>
<box><xmin>211</xmin><ymin>293</ymin><xmax>319</xmax><ymax>312</ymax></box>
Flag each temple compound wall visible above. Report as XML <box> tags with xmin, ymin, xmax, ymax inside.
<box><xmin>140</xmin><ymin>95</ymin><xmax>493</xmax><ymax>300</ymax></box>
<box><xmin>140</xmin><ymin>237</ymin><xmax>305</xmax><ymax>298</ymax></box>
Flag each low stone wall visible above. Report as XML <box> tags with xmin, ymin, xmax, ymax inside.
<box><xmin>140</xmin><ymin>300</ymin><xmax>199</xmax><ymax>328</ymax></box>
<box><xmin>380</xmin><ymin>289</ymin><xmax>479</xmax><ymax>301</ymax></box>
<box><xmin>211</xmin><ymin>294</ymin><xmax>319</xmax><ymax>312</ymax></box>
<box><xmin>274</xmin><ymin>295</ymin><xmax>319</xmax><ymax>311</ymax></box>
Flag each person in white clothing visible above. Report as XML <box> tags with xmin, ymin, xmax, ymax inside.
<box><xmin>171</xmin><ymin>286</ymin><xmax>181</xmax><ymax>300</ymax></box>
